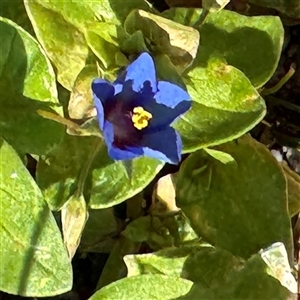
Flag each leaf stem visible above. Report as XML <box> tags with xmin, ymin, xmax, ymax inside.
<box><xmin>37</xmin><ymin>109</ymin><xmax>103</xmax><ymax>138</ymax></box>
<box><xmin>37</xmin><ymin>109</ymin><xmax>82</xmax><ymax>129</ymax></box>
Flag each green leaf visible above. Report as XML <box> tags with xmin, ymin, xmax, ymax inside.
<box><xmin>121</xmin><ymin>30</ymin><xmax>149</xmax><ymax>54</ymax></box>
<box><xmin>29</xmin><ymin>0</ymin><xmax>153</xmax><ymax>27</ymax></box>
<box><xmin>124</xmin><ymin>246</ymin><xmax>197</xmax><ymax>278</ymax></box>
<box><xmin>154</xmin><ymin>53</ymin><xmax>186</xmax><ymax>88</ymax></box>
<box><xmin>0</xmin><ymin>0</ymin><xmax>35</xmax><ymax>35</ymax></box>
<box><xmin>89</xmin><ymin>274</ymin><xmax>193</xmax><ymax>300</ymax></box>
<box><xmin>24</xmin><ymin>1</ymin><xmax>89</xmax><ymax>90</ymax></box>
<box><xmin>282</xmin><ymin>162</ymin><xmax>300</xmax><ymax>217</ymax></box>
<box><xmin>224</xmin><ymin>243</ymin><xmax>295</xmax><ymax>298</ymax></box>
<box><xmin>124</xmin><ymin>244</ymin><xmax>244</xmax><ymax>285</ymax></box>
<box><xmin>84</xmin><ymin>22</ymin><xmax>127</xmax><ymax>70</ymax></box>
<box><xmin>68</xmin><ymin>64</ymin><xmax>98</xmax><ymax>120</ymax></box>
<box><xmin>248</xmin><ymin>0</ymin><xmax>300</xmax><ymax>19</ymax></box>
<box><xmin>79</xmin><ymin>208</ymin><xmax>122</xmax><ymax>253</ymax></box>
<box><xmin>162</xmin><ymin>8</ymin><xmax>284</xmax><ymax>88</ymax></box>
<box><xmin>181</xmin><ymin>246</ymin><xmax>245</xmax><ymax>286</ymax></box>
<box><xmin>124</xmin><ymin>9</ymin><xmax>200</xmax><ymax>71</ymax></box>
<box><xmin>61</xmin><ymin>193</ymin><xmax>88</xmax><ymax>259</ymax></box>
<box><xmin>91</xmin><ymin>153</ymin><xmax>163</xmax><ymax>209</ymax></box>
<box><xmin>122</xmin><ymin>213</ymin><xmax>197</xmax><ymax>250</ymax></box>
<box><xmin>183</xmin><ymin>249</ymin><xmax>292</xmax><ymax>299</ymax></box>
<box><xmin>103</xmin><ymin>0</ymin><xmax>154</xmax><ymax>24</ymax></box>
<box><xmin>122</xmin><ymin>216</ymin><xmax>175</xmax><ymax>250</ymax></box>
<box><xmin>175</xmin><ymin>135</ymin><xmax>293</xmax><ymax>259</ymax></box>
<box><xmin>176</xmin><ymin>58</ymin><xmax>266</xmax><ymax>152</ymax></box>
<box><xmin>26</xmin><ymin>0</ymin><xmax>118</xmax><ymax>29</ymax></box>
<box><xmin>37</xmin><ymin>135</ymin><xmax>163</xmax><ymax>210</ymax></box>
<box><xmin>0</xmin><ymin>139</ymin><xmax>72</xmax><ymax>296</ymax></box>
<box><xmin>202</xmin><ymin>0</ymin><xmax>230</xmax><ymax>12</ymax></box>
<box><xmin>169</xmin><ymin>243</ymin><xmax>294</xmax><ymax>299</ymax></box>
<box><xmin>0</xmin><ymin>17</ymin><xmax>64</xmax><ymax>155</ymax></box>
<box><xmin>96</xmin><ymin>236</ymin><xmax>140</xmax><ymax>290</ymax></box>
<box><xmin>260</xmin><ymin>242</ymin><xmax>297</xmax><ymax>293</ymax></box>
<box><xmin>204</xmin><ymin>148</ymin><xmax>236</xmax><ymax>164</ymax></box>
<box><xmin>24</xmin><ymin>0</ymin><xmax>153</xmax><ymax>89</ymax></box>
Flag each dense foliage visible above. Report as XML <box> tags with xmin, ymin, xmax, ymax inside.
<box><xmin>1</xmin><ymin>0</ymin><xmax>299</xmax><ymax>299</ymax></box>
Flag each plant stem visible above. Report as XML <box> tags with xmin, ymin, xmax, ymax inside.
<box><xmin>266</xmin><ymin>95</ymin><xmax>300</xmax><ymax>114</ymax></box>
<box><xmin>37</xmin><ymin>109</ymin><xmax>103</xmax><ymax>138</ymax></box>
<box><xmin>261</xmin><ymin>64</ymin><xmax>295</xmax><ymax>96</ymax></box>
<box><xmin>76</xmin><ymin>139</ymin><xmax>102</xmax><ymax>197</ymax></box>
<box><xmin>193</xmin><ymin>9</ymin><xmax>209</xmax><ymax>28</ymax></box>
<box><xmin>37</xmin><ymin>109</ymin><xmax>82</xmax><ymax>129</ymax></box>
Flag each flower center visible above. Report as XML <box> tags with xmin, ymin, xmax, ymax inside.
<box><xmin>131</xmin><ymin>106</ymin><xmax>152</xmax><ymax>130</ymax></box>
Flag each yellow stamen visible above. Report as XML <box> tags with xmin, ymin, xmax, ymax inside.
<box><xmin>132</xmin><ymin>106</ymin><xmax>152</xmax><ymax>130</ymax></box>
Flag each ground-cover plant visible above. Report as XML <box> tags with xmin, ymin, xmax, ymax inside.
<box><xmin>1</xmin><ymin>0</ymin><xmax>299</xmax><ymax>299</ymax></box>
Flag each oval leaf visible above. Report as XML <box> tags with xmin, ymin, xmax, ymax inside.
<box><xmin>162</xmin><ymin>8</ymin><xmax>284</xmax><ymax>88</ymax></box>
<box><xmin>124</xmin><ymin>244</ymin><xmax>244</xmax><ymax>287</ymax></box>
<box><xmin>0</xmin><ymin>17</ymin><xmax>63</xmax><ymax>155</ymax></box>
<box><xmin>204</xmin><ymin>148</ymin><xmax>236</xmax><ymax>164</ymax></box>
<box><xmin>79</xmin><ymin>208</ymin><xmax>122</xmax><ymax>253</ymax></box>
<box><xmin>24</xmin><ymin>1</ymin><xmax>89</xmax><ymax>90</ymax></box>
<box><xmin>0</xmin><ymin>139</ymin><xmax>72</xmax><ymax>296</ymax></box>
<box><xmin>37</xmin><ymin>135</ymin><xmax>163</xmax><ymax>210</ymax></box>
<box><xmin>281</xmin><ymin>162</ymin><xmax>300</xmax><ymax>217</ymax></box>
<box><xmin>96</xmin><ymin>236</ymin><xmax>140</xmax><ymax>290</ymax></box>
<box><xmin>248</xmin><ymin>0</ymin><xmax>300</xmax><ymax>19</ymax></box>
<box><xmin>176</xmin><ymin>59</ymin><xmax>266</xmax><ymax>151</ymax></box>
<box><xmin>24</xmin><ymin>0</ymin><xmax>153</xmax><ymax>89</ymax></box>
<box><xmin>61</xmin><ymin>193</ymin><xmax>88</xmax><ymax>259</ymax></box>
<box><xmin>175</xmin><ymin>135</ymin><xmax>293</xmax><ymax>259</ymax></box>
<box><xmin>124</xmin><ymin>9</ymin><xmax>200</xmax><ymax>71</ymax></box>
<box><xmin>68</xmin><ymin>64</ymin><xmax>98</xmax><ymax>120</ymax></box>
<box><xmin>89</xmin><ymin>274</ymin><xmax>193</xmax><ymax>300</ymax></box>
<box><xmin>183</xmin><ymin>249</ymin><xmax>292</xmax><ymax>299</ymax></box>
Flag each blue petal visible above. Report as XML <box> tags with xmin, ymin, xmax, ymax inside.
<box><xmin>155</xmin><ymin>81</ymin><xmax>191</xmax><ymax>108</ymax></box>
<box><xmin>141</xmin><ymin>127</ymin><xmax>182</xmax><ymax>164</ymax></box>
<box><xmin>120</xmin><ymin>52</ymin><xmax>157</xmax><ymax>94</ymax></box>
<box><xmin>145</xmin><ymin>100</ymin><xmax>191</xmax><ymax>132</ymax></box>
<box><xmin>103</xmin><ymin>121</ymin><xmax>143</xmax><ymax>160</ymax></box>
<box><xmin>92</xmin><ymin>79</ymin><xmax>115</xmax><ymax>104</ymax></box>
<box><xmin>92</xmin><ymin>79</ymin><xmax>115</xmax><ymax>130</ymax></box>
<box><xmin>113</xmin><ymin>82</ymin><xmax>123</xmax><ymax>95</ymax></box>
<box><xmin>94</xmin><ymin>94</ymin><xmax>105</xmax><ymax>131</ymax></box>
<box><xmin>141</xmin><ymin>81</ymin><xmax>191</xmax><ymax>131</ymax></box>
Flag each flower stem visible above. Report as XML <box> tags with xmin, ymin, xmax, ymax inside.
<box><xmin>76</xmin><ymin>139</ymin><xmax>102</xmax><ymax>197</ymax></box>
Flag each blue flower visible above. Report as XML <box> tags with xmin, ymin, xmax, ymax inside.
<box><xmin>92</xmin><ymin>52</ymin><xmax>191</xmax><ymax>164</ymax></box>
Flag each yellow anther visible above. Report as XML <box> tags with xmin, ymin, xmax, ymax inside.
<box><xmin>132</xmin><ymin>106</ymin><xmax>152</xmax><ymax>130</ymax></box>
